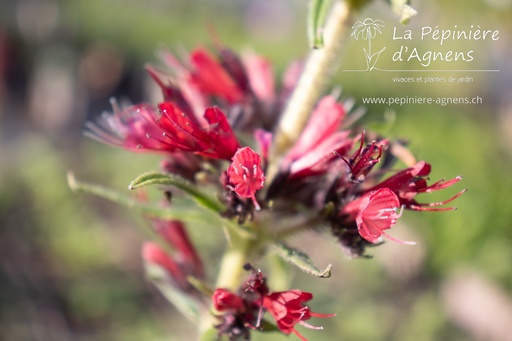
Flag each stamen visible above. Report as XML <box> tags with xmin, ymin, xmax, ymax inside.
<box><xmin>299</xmin><ymin>320</ymin><xmax>324</xmax><ymax>330</ymax></box>
<box><xmin>251</xmin><ymin>196</ymin><xmax>261</xmax><ymax>211</ymax></box>
<box><xmin>381</xmin><ymin>231</ymin><xmax>417</xmax><ymax>246</ymax></box>
<box><xmin>423</xmin><ymin>176</ymin><xmax>463</xmax><ymax>193</ymax></box>
<box><xmin>412</xmin><ymin>188</ymin><xmax>467</xmax><ymax>210</ymax></box>
<box><xmin>395</xmin><ymin>205</ymin><xmax>404</xmax><ymax>218</ymax></box>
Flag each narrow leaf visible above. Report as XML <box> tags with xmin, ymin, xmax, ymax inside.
<box><xmin>129</xmin><ymin>172</ymin><xmax>255</xmax><ymax>239</ymax></box>
<box><xmin>308</xmin><ymin>0</ymin><xmax>331</xmax><ymax>49</ymax></box>
<box><xmin>68</xmin><ymin>171</ymin><xmax>216</xmax><ymax>222</ymax></box>
<box><xmin>68</xmin><ymin>172</ymin><xmax>255</xmax><ymax>240</ymax></box>
<box><xmin>273</xmin><ymin>242</ymin><xmax>332</xmax><ymax>278</ymax></box>
<box><xmin>129</xmin><ymin>171</ymin><xmax>225</xmax><ymax>213</ymax></box>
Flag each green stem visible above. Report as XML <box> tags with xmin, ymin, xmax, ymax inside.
<box><xmin>215</xmin><ymin>236</ymin><xmax>253</xmax><ymax>290</ymax></box>
<box><xmin>198</xmin><ymin>226</ymin><xmax>255</xmax><ymax>340</ymax></box>
<box><xmin>270</xmin><ymin>0</ymin><xmax>352</xmax><ymax>162</ymax></box>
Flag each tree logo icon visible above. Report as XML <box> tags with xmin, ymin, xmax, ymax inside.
<box><xmin>351</xmin><ymin>18</ymin><xmax>386</xmax><ymax>71</ymax></box>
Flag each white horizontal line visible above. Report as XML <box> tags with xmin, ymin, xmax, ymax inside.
<box><xmin>342</xmin><ymin>69</ymin><xmax>500</xmax><ymax>72</ymax></box>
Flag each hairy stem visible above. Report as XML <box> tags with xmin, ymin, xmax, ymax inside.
<box><xmin>271</xmin><ymin>0</ymin><xmax>352</xmax><ymax>161</ymax></box>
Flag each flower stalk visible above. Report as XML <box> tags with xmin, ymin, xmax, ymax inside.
<box><xmin>215</xmin><ymin>235</ymin><xmax>253</xmax><ymax>291</ymax></box>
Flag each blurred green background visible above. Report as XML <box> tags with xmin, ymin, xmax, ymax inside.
<box><xmin>1</xmin><ymin>0</ymin><xmax>511</xmax><ymax>340</ymax></box>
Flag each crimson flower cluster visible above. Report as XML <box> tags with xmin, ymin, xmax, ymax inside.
<box><xmin>212</xmin><ymin>264</ymin><xmax>335</xmax><ymax>341</ymax></box>
<box><xmin>86</xmin><ymin>43</ymin><xmax>464</xmax><ymax>339</ymax></box>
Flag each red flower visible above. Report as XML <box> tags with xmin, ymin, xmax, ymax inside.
<box><xmin>227</xmin><ymin>147</ymin><xmax>265</xmax><ymax>210</ymax></box>
<box><xmin>86</xmin><ymin>102</ymin><xmax>240</xmax><ymax>160</ymax></box>
<box><xmin>211</xmin><ymin>288</ymin><xmax>254</xmax><ymax>341</ymax></box>
<box><xmin>342</xmin><ymin>188</ymin><xmax>416</xmax><ymax>245</ymax></box>
<box><xmin>262</xmin><ymin>290</ymin><xmax>336</xmax><ymax>341</ymax></box>
<box><xmin>367</xmin><ymin>161</ymin><xmax>466</xmax><ymax>211</ymax></box>
<box><xmin>152</xmin><ymin>219</ymin><xmax>204</xmax><ymax>279</ymax></box>
<box><xmin>142</xmin><ymin>242</ymin><xmax>190</xmax><ymax>290</ymax></box>
<box><xmin>281</xmin><ymin>95</ymin><xmax>351</xmax><ymax>179</ymax></box>
<box><xmin>213</xmin><ymin>288</ymin><xmax>246</xmax><ymax>312</ymax></box>
<box><xmin>189</xmin><ymin>48</ymin><xmax>245</xmax><ymax>104</ymax></box>
<box><xmin>339</xmin><ymin>132</ymin><xmax>385</xmax><ymax>182</ymax></box>
<box><xmin>86</xmin><ymin>103</ymin><xmax>167</xmax><ymax>152</ymax></box>
<box><xmin>243</xmin><ymin>52</ymin><xmax>275</xmax><ymax>103</ymax></box>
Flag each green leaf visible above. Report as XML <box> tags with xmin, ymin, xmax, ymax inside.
<box><xmin>308</xmin><ymin>0</ymin><xmax>331</xmax><ymax>49</ymax></box>
<box><xmin>68</xmin><ymin>172</ymin><xmax>219</xmax><ymax>223</ymax></box>
<box><xmin>128</xmin><ymin>172</ymin><xmax>256</xmax><ymax>239</ymax></box>
<box><xmin>69</xmin><ymin>172</ymin><xmax>256</xmax><ymax>240</ymax></box>
<box><xmin>273</xmin><ymin>242</ymin><xmax>332</xmax><ymax>278</ymax></box>
<box><xmin>144</xmin><ymin>262</ymin><xmax>201</xmax><ymax>322</ymax></box>
<box><xmin>129</xmin><ymin>171</ymin><xmax>225</xmax><ymax>213</ymax></box>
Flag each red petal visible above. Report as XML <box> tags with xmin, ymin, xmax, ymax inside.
<box><xmin>227</xmin><ymin>147</ymin><xmax>265</xmax><ymax>210</ymax></box>
<box><xmin>204</xmin><ymin>107</ymin><xmax>240</xmax><ymax>159</ymax></box>
<box><xmin>212</xmin><ymin>288</ymin><xmax>245</xmax><ymax>312</ymax></box>
<box><xmin>142</xmin><ymin>242</ymin><xmax>187</xmax><ymax>286</ymax></box>
<box><xmin>354</xmin><ymin>189</ymin><xmax>416</xmax><ymax>245</ymax></box>
<box><xmin>286</xmin><ymin>96</ymin><xmax>345</xmax><ymax>162</ymax></box>
<box><xmin>152</xmin><ymin>219</ymin><xmax>204</xmax><ymax>278</ymax></box>
<box><xmin>243</xmin><ymin>53</ymin><xmax>275</xmax><ymax>102</ymax></box>
<box><xmin>189</xmin><ymin>49</ymin><xmax>244</xmax><ymax>103</ymax></box>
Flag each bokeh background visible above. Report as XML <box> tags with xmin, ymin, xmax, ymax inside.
<box><xmin>1</xmin><ymin>0</ymin><xmax>512</xmax><ymax>340</ymax></box>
